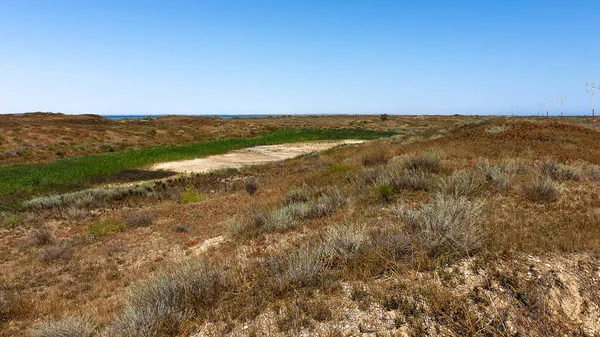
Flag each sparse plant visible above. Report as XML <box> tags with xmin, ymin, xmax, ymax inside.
<box><xmin>30</xmin><ymin>227</ymin><xmax>54</xmax><ymax>246</ymax></box>
<box><xmin>438</xmin><ymin>170</ymin><xmax>484</xmax><ymax>197</ymax></box>
<box><xmin>376</xmin><ymin>184</ymin><xmax>395</xmax><ymax>202</ymax></box>
<box><xmin>477</xmin><ymin>160</ymin><xmax>515</xmax><ymax>192</ymax></box>
<box><xmin>397</xmin><ymin>193</ymin><xmax>485</xmax><ymax>255</ymax></box>
<box><xmin>40</xmin><ymin>242</ymin><xmax>72</xmax><ymax>263</ymax></box>
<box><xmin>108</xmin><ymin>260</ymin><xmax>228</xmax><ymax>337</ymax></box>
<box><xmin>522</xmin><ymin>175</ymin><xmax>561</xmax><ymax>203</ymax></box>
<box><xmin>180</xmin><ymin>188</ymin><xmax>204</xmax><ymax>203</ymax></box>
<box><xmin>125</xmin><ymin>212</ymin><xmax>154</xmax><ymax>228</ymax></box>
<box><xmin>540</xmin><ymin>159</ymin><xmax>581</xmax><ymax>181</ymax></box>
<box><xmin>267</xmin><ymin>245</ymin><xmax>328</xmax><ymax>291</ymax></box>
<box><xmin>243</xmin><ymin>176</ymin><xmax>259</xmax><ymax>195</ymax></box>
<box><xmin>89</xmin><ymin>219</ymin><xmax>126</xmax><ymax>238</ymax></box>
<box><xmin>402</xmin><ymin>152</ymin><xmax>442</xmax><ymax>173</ymax></box>
<box><xmin>361</xmin><ymin>148</ymin><xmax>390</xmax><ymax>166</ymax></box>
<box><xmin>29</xmin><ymin>316</ymin><xmax>96</xmax><ymax>337</ymax></box>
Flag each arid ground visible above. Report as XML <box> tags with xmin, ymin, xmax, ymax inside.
<box><xmin>1</xmin><ymin>113</ymin><xmax>600</xmax><ymax>336</ymax></box>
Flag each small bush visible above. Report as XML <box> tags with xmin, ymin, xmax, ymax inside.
<box><xmin>485</xmin><ymin>125</ymin><xmax>509</xmax><ymax>134</ymax></box>
<box><xmin>324</xmin><ymin>224</ymin><xmax>368</xmax><ymax>264</ymax></box>
<box><xmin>361</xmin><ymin>148</ymin><xmax>390</xmax><ymax>166</ymax></box>
<box><xmin>125</xmin><ymin>212</ymin><xmax>154</xmax><ymax>228</ymax></box>
<box><xmin>397</xmin><ymin>193</ymin><xmax>485</xmax><ymax>255</ymax></box>
<box><xmin>180</xmin><ymin>188</ymin><xmax>204</xmax><ymax>203</ymax></box>
<box><xmin>376</xmin><ymin>184</ymin><xmax>395</xmax><ymax>202</ymax></box>
<box><xmin>281</xmin><ymin>185</ymin><xmax>314</xmax><ymax>205</ymax></box>
<box><xmin>40</xmin><ymin>243</ymin><xmax>72</xmax><ymax>263</ymax></box>
<box><xmin>368</xmin><ymin>227</ymin><xmax>412</xmax><ymax>261</ymax></box>
<box><xmin>29</xmin><ymin>316</ymin><xmax>96</xmax><ymax>337</ymax></box>
<box><xmin>438</xmin><ymin>170</ymin><xmax>484</xmax><ymax>198</ymax></box>
<box><xmin>402</xmin><ymin>153</ymin><xmax>442</xmax><ymax>173</ymax></box>
<box><xmin>378</xmin><ymin>167</ymin><xmax>429</xmax><ymax>191</ymax></box>
<box><xmin>477</xmin><ymin>160</ymin><xmax>515</xmax><ymax>192</ymax></box>
<box><xmin>89</xmin><ymin>219</ymin><xmax>126</xmax><ymax>238</ymax></box>
<box><xmin>172</xmin><ymin>224</ymin><xmax>188</xmax><ymax>233</ymax></box>
<box><xmin>380</xmin><ymin>114</ymin><xmax>389</xmax><ymax>121</ymax></box>
<box><xmin>108</xmin><ymin>260</ymin><xmax>228</xmax><ymax>337</ymax></box>
<box><xmin>540</xmin><ymin>159</ymin><xmax>581</xmax><ymax>181</ymax></box>
<box><xmin>589</xmin><ymin>165</ymin><xmax>600</xmax><ymax>180</ymax></box>
<box><xmin>522</xmin><ymin>175</ymin><xmax>561</xmax><ymax>203</ymax></box>
<box><xmin>30</xmin><ymin>228</ymin><xmax>55</xmax><ymax>246</ymax></box>
<box><xmin>267</xmin><ymin>245</ymin><xmax>327</xmax><ymax>291</ymax></box>
<box><xmin>243</xmin><ymin>176</ymin><xmax>259</xmax><ymax>195</ymax></box>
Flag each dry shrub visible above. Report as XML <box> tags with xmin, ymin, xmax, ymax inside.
<box><xmin>0</xmin><ymin>289</ymin><xmax>26</xmax><ymax>323</ymax></box>
<box><xmin>30</xmin><ymin>227</ymin><xmax>55</xmax><ymax>246</ymax></box>
<box><xmin>438</xmin><ymin>170</ymin><xmax>484</xmax><ymax>197</ymax></box>
<box><xmin>281</xmin><ymin>185</ymin><xmax>314</xmax><ymax>205</ymax></box>
<box><xmin>368</xmin><ymin>227</ymin><xmax>412</xmax><ymax>262</ymax></box>
<box><xmin>29</xmin><ymin>316</ymin><xmax>96</xmax><ymax>337</ymax></box>
<box><xmin>107</xmin><ymin>260</ymin><xmax>228</xmax><ymax>337</ymax></box>
<box><xmin>324</xmin><ymin>223</ymin><xmax>368</xmax><ymax>264</ymax></box>
<box><xmin>39</xmin><ymin>242</ymin><xmax>72</xmax><ymax>263</ymax></box>
<box><xmin>540</xmin><ymin>159</ymin><xmax>581</xmax><ymax>181</ymax></box>
<box><xmin>522</xmin><ymin>175</ymin><xmax>561</xmax><ymax>203</ymax></box>
<box><xmin>267</xmin><ymin>245</ymin><xmax>328</xmax><ymax>292</ymax></box>
<box><xmin>477</xmin><ymin>160</ymin><xmax>515</xmax><ymax>192</ymax></box>
<box><xmin>361</xmin><ymin>148</ymin><xmax>390</xmax><ymax>166</ymax></box>
<box><xmin>485</xmin><ymin>124</ymin><xmax>509</xmax><ymax>134</ymax></box>
<box><xmin>401</xmin><ymin>152</ymin><xmax>442</xmax><ymax>173</ymax></box>
<box><xmin>125</xmin><ymin>212</ymin><xmax>154</xmax><ymax>228</ymax></box>
<box><xmin>377</xmin><ymin>166</ymin><xmax>429</xmax><ymax>191</ymax></box>
<box><xmin>588</xmin><ymin>165</ymin><xmax>600</xmax><ymax>180</ymax></box>
<box><xmin>243</xmin><ymin>176</ymin><xmax>259</xmax><ymax>195</ymax></box>
<box><xmin>397</xmin><ymin>193</ymin><xmax>485</xmax><ymax>255</ymax></box>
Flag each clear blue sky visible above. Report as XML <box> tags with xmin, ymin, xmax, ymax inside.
<box><xmin>1</xmin><ymin>1</ymin><xmax>599</xmax><ymax>115</ymax></box>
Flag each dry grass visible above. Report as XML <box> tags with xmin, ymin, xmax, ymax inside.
<box><xmin>522</xmin><ymin>175</ymin><xmax>561</xmax><ymax>203</ymax></box>
<box><xmin>125</xmin><ymin>212</ymin><xmax>154</xmax><ymax>228</ymax></box>
<box><xmin>361</xmin><ymin>147</ymin><xmax>390</xmax><ymax>166</ymax></box>
<box><xmin>438</xmin><ymin>170</ymin><xmax>484</xmax><ymax>197</ymax></box>
<box><xmin>540</xmin><ymin>159</ymin><xmax>582</xmax><ymax>181</ymax></box>
<box><xmin>29</xmin><ymin>316</ymin><xmax>96</xmax><ymax>337</ymax></box>
<box><xmin>397</xmin><ymin>193</ymin><xmax>485</xmax><ymax>255</ymax></box>
<box><xmin>29</xmin><ymin>228</ymin><xmax>54</xmax><ymax>246</ymax></box>
<box><xmin>401</xmin><ymin>152</ymin><xmax>442</xmax><ymax>173</ymax></box>
<box><xmin>267</xmin><ymin>245</ymin><xmax>328</xmax><ymax>292</ymax></box>
<box><xmin>477</xmin><ymin>159</ymin><xmax>515</xmax><ymax>192</ymax></box>
<box><xmin>243</xmin><ymin>176</ymin><xmax>259</xmax><ymax>195</ymax></box>
<box><xmin>39</xmin><ymin>242</ymin><xmax>72</xmax><ymax>263</ymax></box>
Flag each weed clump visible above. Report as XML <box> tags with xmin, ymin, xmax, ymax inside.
<box><xmin>267</xmin><ymin>245</ymin><xmax>328</xmax><ymax>292</ymax></box>
<box><xmin>397</xmin><ymin>193</ymin><xmax>485</xmax><ymax>255</ymax></box>
<box><xmin>243</xmin><ymin>176</ymin><xmax>259</xmax><ymax>195</ymax></box>
<box><xmin>477</xmin><ymin>160</ymin><xmax>515</xmax><ymax>192</ymax></box>
<box><xmin>377</xmin><ymin>166</ymin><xmax>430</xmax><ymax>191</ymax></box>
<box><xmin>30</xmin><ymin>228</ymin><xmax>55</xmax><ymax>246</ymax></box>
<box><xmin>324</xmin><ymin>223</ymin><xmax>368</xmax><ymax>264</ymax></box>
<box><xmin>108</xmin><ymin>260</ymin><xmax>228</xmax><ymax>337</ymax></box>
<box><xmin>39</xmin><ymin>242</ymin><xmax>73</xmax><ymax>263</ymax></box>
<box><xmin>125</xmin><ymin>212</ymin><xmax>154</xmax><ymax>228</ymax></box>
<box><xmin>29</xmin><ymin>316</ymin><xmax>96</xmax><ymax>337</ymax></box>
<box><xmin>376</xmin><ymin>184</ymin><xmax>395</xmax><ymax>202</ymax></box>
<box><xmin>522</xmin><ymin>175</ymin><xmax>561</xmax><ymax>203</ymax></box>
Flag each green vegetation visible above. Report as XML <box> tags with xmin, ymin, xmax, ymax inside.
<box><xmin>180</xmin><ymin>188</ymin><xmax>204</xmax><ymax>203</ymax></box>
<box><xmin>0</xmin><ymin>128</ymin><xmax>394</xmax><ymax>202</ymax></box>
<box><xmin>88</xmin><ymin>219</ymin><xmax>126</xmax><ymax>238</ymax></box>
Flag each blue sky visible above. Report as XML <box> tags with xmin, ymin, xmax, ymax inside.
<box><xmin>1</xmin><ymin>1</ymin><xmax>598</xmax><ymax>115</ymax></box>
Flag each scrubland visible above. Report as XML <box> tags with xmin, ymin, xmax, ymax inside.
<box><xmin>1</xmin><ymin>114</ymin><xmax>600</xmax><ymax>336</ymax></box>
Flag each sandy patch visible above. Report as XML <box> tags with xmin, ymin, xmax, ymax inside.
<box><xmin>152</xmin><ymin>140</ymin><xmax>364</xmax><ymax>173</ymax></box>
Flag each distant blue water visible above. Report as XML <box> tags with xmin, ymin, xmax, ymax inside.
<box><xmin>103</xmin><ymin>114</ymin><xmax>275</xmax><ymax>120</ymax></box>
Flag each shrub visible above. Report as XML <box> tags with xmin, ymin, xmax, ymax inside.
<box><xmin>108</xmin><ymin>260</ymin><xmax>228</xmax><ymax>337</ymax></box>
<box><xmin>380</xmin><ymin>114</ymin><xmax>389</xmax><ymax>121</ymax></box>
<box><xmin>589</xmin><ymin>165</ymin><xmax>600</xmax><ymax>180</ymax></box>
<box><xmin>485</xmin><ymin>125</ymin><xmax>509</xmax><ymax>134</ymax></box>
<box><xmin>361</xmin><ymin>148</ymin><xmax>390</xmax><ymax>166</ymax></box>
<box><xmin>522</xmin><ymin>175</ymin><xmax>561</xmax><ymax>203</ymax></box>
<box><xmin>438</xmin><ymin>170</ymin><xmax>484</xmax><ymax>197</ymax></box>
<box><xmin>172</xmin><ymin>224</ymin><xmax>188</xmax><ymax>233</ymax></box>
<box><xmin>89</xmin><ymin>219</ymin><xmax>126</xmax><ymax>238</ymax></box>
<box><xmin>29</xmin><ymin>316</ymin><xmax>96</xmax><ymax>337</ymax></box>
<box><xmin>0</xmin><ymin>289</ymin><xmax>26</xmax><ymax>323</ymax></box>
<box><xmin>281</xmin><ymin>185</ymin><xmax>314</xmax><ymax>205</ymax></box>
<box><xmin>402</xmin><ymin>153</ymin><xmax>442</xmax><ymax>173</ymax></box>
<box><xmin>377</xmin><ymin>167</ymin><xmax>429</xmax><ymax>191</ymax></box>
<box><xmin>243</xmin><ymin>176</ymin><xmax>259</xmax><ymax>196</ymax></box>
<box><xmin>324</xmin><ymin>164</ymin><xmax>350</xmax><ymax>174</ymax></box>
<box><xmin>125</xmin><ymin>212</ymin><xmax>154</xmax><ymax>228</ymax></box>
<box><xmin>267</xmin><ymin>245</ymin><xmax>327</xmax><ymax>291</ymax></box>
<box><xmin>180</xmin><ymin>188</ymin><xmax>204</xmax><ymax>203</ymax></box>
<box><xmin>368</xmin><ymin>227</ymin><xmax>412</xmax><ymax>261</ymax></box>
<box><xmin>477</xmin><ymin>160</ymin><xmax>515</xmax><ymax>192</ymax></box>
<box><xmin>376</xmin><ymin>184</ymin><xmax>395</xmax><ymax>202</ymax></box>
<box><xmin>540</xmin><ymin>159</ymin><xmax>581</xmax><ymax>181</ymax></box>
<box><xmin>324</xmin><ymin>224</ymin><xmax>368</xmax><ymax>264</ymax></box>
<box><xmin>397</xmin><ymin>193</ymin><xmax>485</xmax><ymax>255</ymax></box>
<box><xmin>40</xmin><ymin>243</ymin><xmax>73</xmax><ymax>263</ymax></box>
<box><xmin>30</xmin><ymin>228</ymin><xmax>55</xmax><ymax>246</ymax></box>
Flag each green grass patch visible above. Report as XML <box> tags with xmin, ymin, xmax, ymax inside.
<box><xmin>324</xmin><ymin>164</ymin><xmax>351</xmax><ymax>174</ymax></box>
<box><xmin>1</xmin><ymin>214</ymin><xmax>22</xmax><ymax>229</ymax></box>
<box><xmin>180</xmin><ymin>188</ymin><xmax>204</xmax><ymax>203</ymax></box>
<box><xmin>89</xmin><ymin>219</ymin><xmax>126</xmax><ymax>238</ymax></box>
<box><xmin>0</xmin><ymin>128</ymin><xmax>393</xmax><ymax>203</ymax></box>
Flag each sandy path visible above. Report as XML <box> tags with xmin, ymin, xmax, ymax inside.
<box><xmin>152</xmin><ymin>140</ymin><xmax>364</xmax><ymax>173</ymax></box>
